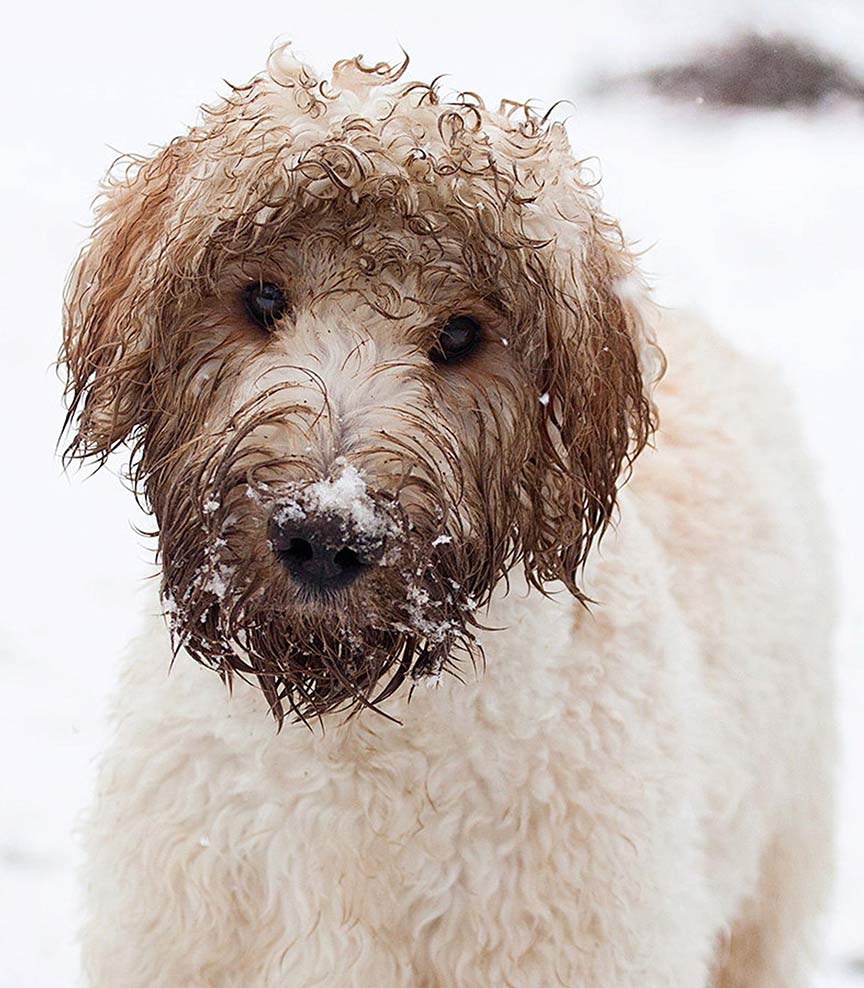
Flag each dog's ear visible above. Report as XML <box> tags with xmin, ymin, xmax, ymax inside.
<box><xmin>520</xmin><ymin>212</ymin><xmax>662</xmax><ymax>597</ymax></box>
<box><xmin>61</xmin><ymin>147</ymin><xmax>182</xmax><ymax>464</ymax></box>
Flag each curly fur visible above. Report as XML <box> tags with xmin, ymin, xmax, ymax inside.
<box><xmin>61</xmin><ymin>49</ymin><xmax>834</xmax><ymax>988</ymax></box>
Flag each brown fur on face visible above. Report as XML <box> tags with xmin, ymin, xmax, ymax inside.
<box><xmin>61</xmin><ymin>50</ymin><xmax>661</xmax><ymax>722</ymax></box>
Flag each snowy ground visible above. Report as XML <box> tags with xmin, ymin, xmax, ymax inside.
<box><xmin>1</xmin><ymin>1</ymin><xmax>861</xmax><ymax>984</ymax></box>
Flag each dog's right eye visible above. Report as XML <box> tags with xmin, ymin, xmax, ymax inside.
<box><xmin>431</xmin><ymin>315</ymin><xmax>482</xmax><ymax>364</ymax></box>
<box><xmin>241</xmin><ymin>282</ymin><xmax>288</xmax><ymax>332</ymax></box>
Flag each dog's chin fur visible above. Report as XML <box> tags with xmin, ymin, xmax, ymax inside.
<box><xmin>60</xmin><ymin>47</ymin><xmax>835</xmax><ymax>988</ymax></box>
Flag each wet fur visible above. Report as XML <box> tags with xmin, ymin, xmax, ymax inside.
<box><xmin>63</xmin><ymin>52</ymin><xmax>655</xmax><ymax>722</ymax></box>
<box><xmin>61</xmin><ymin>49</ymin><xmax>833</xmax><ymax>988</ymax></box>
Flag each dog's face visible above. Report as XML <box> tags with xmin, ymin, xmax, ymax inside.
<box><xmin>61</xmin><ymin>52</ymin><xmax>659</xmax><ymax>721</ymax></box>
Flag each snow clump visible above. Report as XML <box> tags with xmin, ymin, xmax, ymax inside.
<box><xmin>271</xmin><ymin>457</ymin><xmax>401</xmax><ymax>546</ymax></box>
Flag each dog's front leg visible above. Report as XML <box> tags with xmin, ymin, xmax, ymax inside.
<box><xmin>78</xmin><ymin>641</ymin><xmax>415</xmax><ymax>988</ymax></box>
<box><xmin>404</xmin><ymin>728</ymin><xmax>718</xmax><ymax>988</ymax></box>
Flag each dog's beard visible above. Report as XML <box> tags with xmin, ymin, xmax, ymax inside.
<box><xmin>156</xmin><ymin>459</ymin><xmax>488</xmax><ymax>724</ymax></box>
<box><xmin>162</xmin><ymin>534</ymin><xmax>484</xmax><ymax>724</ymax></box>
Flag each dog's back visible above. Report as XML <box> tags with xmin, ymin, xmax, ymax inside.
<box><xmin>632</xmin><ymin>312</ymin><xmax>835</xmax><ymax>985</ymax></box>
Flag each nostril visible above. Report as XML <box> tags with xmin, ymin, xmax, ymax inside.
<box><xmin>333</xmin><ymin>546</ymin><xmax>362</xmax><ymax>573</ymax></box>
<box><xmin>281</xmin><ymin>537</ymin><xmax>314</xmax><ymax>565</ymax></box>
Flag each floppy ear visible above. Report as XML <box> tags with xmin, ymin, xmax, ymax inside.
<box><xmin>61</xmin><ymin>147</ymin><xmax>183</xmax><ymax>464</ymax></box>
<box><xmin>521</xmin><ymin>213</ymin><xmax>662</xmax><ymax>597</ymax></box>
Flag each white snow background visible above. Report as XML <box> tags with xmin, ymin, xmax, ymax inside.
<box><xmin>0</xmin><ymin>0</ymin><xmax>861</xmax><ymax>984</ymax></box>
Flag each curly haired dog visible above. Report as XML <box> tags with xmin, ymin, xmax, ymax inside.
<box><xmin>61</xmin><ymin>49</ymin><xmax>835</xmax><ymax>988</ymax></box>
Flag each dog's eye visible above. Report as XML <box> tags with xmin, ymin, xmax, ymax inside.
<box><xmin>241</xmin><ymin>282</ymin><xmax>288</xmax><ymax>331</ymax></box>
<box><xmin>431</xmin><ymin>316</ymin><xmax>481</xmax><ymax>364</ymax></box>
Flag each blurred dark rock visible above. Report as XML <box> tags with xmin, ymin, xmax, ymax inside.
<box><xmin>607</xmin><ymin>34</ymin><xmax>864</xmax><ymax>108</ymax></box>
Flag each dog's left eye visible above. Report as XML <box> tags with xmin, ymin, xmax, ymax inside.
<box><xmin>241</xmin><ymin>282</ymin><xmax>288</xmax><ymax>331</ymax></box>
<box><xmin>431</xmin><ymin>316</ymin><xmax>482</xmax><ymax>364</ymax></box>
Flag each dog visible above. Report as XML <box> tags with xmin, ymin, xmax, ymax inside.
<box><xmin>61</xmin><ymin>48</ymin><xmax>835</xmax><ymax>988</ymax></box>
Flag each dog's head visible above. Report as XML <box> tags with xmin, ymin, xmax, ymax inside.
<box><xmin>61</xmin><ymin>51</ymin><xmax>660</xmax><ymax>722</ymax></box>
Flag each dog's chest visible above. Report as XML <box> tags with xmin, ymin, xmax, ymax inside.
<box><xmin>236</xmin><ymin>597</ymin><xmax>599</xmax><ymax>911</ymax></box>
<box><xmin>249</xmin><ymin>684</ymin><xmax>582</xmax><ymax>939</ymax></box>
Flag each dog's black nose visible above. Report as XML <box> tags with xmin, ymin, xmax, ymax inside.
<box><xmin>268</xmin><ymin>513</ymin><xmax>384</xmax><ymax>591</ymax></box>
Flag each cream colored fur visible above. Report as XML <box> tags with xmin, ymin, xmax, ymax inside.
<box><xmin>80</xmin><ymin>312</ymin><xmax>834</xmax><ymax>987</ymax></box>
<box><xmin>65</xmin><ymin>50</ymin><xmax>835</xmax><ymax>988</ymax></box>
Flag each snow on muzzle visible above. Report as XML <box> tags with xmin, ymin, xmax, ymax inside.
<box><xmin>267</xmin><ymin>458</ymin><xmax>403</xmax><ymax>593</ymax></box>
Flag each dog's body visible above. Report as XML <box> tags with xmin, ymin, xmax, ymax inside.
<box><xmin>64</xmin><ymin>52</ymin><xmax>834</xmax><ymax>988</ymax></box>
